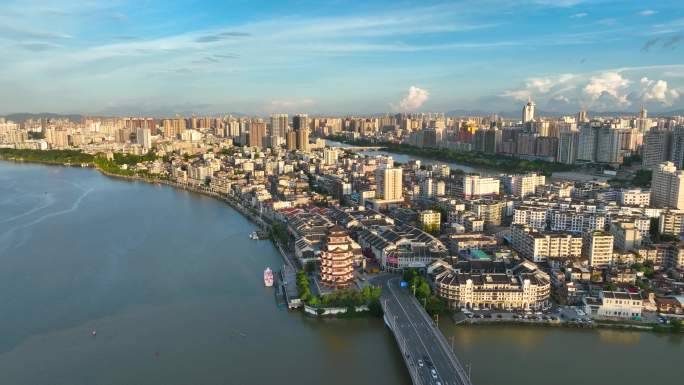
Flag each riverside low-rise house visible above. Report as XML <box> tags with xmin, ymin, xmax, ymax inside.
<box><xmin>607</xmin><ymin>268</ymin><xmax>638</xmax><ymax>285</ymax></box>
<box><xmin>430</xmin><ymin>259</ymin><xmax>550</xmax><ymax>311</ymax></box>
<box><xmin>583</xmin><ymin>291</ymin><xmax>643</xmax><ymax>320</ymax></box>
<box><xmin>655</xmin><ymin>296</ymin><xmax>684</xmax><ymax>315</ymax></box>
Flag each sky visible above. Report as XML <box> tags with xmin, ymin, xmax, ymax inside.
<box><xmin>0</xmin><ymin>0</ymin><xmax>683</xmax><ymax>116</ymax></box>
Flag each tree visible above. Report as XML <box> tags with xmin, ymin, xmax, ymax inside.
<box><xmin>415</xmin><ymin>280</ymin><xmax>431</xmax><ymax>299</ymax></box>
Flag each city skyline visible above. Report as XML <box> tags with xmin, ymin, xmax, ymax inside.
<box><xmin>1</xmin><ymin>0</ymin><xmax>683</xmax><ymax>116</ymax></box>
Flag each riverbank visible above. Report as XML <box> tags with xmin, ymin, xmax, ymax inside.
<box><xmin>3</xmin><ymin>155</ymin><xmax>390</xmax><ymax>320</ymax></box>
<box><xmin>0</xmin><ymin>148</ymin><xmax>93</xmax><ymax>165</ymax></box>
<box><xmin>0</xmin><ymin>151</ymin><xmax>294</xmax><ymax>267</ymax></box>
<box><xmin>4</xmin><ymin>153</ymin><xmax>677</xmax><ymax>332</ymax></box>
<box><xmin>453</xmin><ymin>312</ymin><xmax>683</xmax><ymax>334</ymax></box>
<box><xmin>0</xmin><ymin>161</ymin><xmax>413</xmax><ymax>385</ymax></box>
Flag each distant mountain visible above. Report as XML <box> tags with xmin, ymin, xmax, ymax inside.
<box><xmin>660</xmin><ymin>109</ymin><xmax>684</xmax><ymax>117</ymax></box>
<box><xmin>3</xmin><ymin>113</ymin><xmax>83</xmax><ymax>123</ymax></box>
<box><xmin>447</xmin><ymin>109</ymin><xmax>684</xmax><ymax>119</ymax></box>
<box><xmin>446</xmin><ymin>109</ymin><xmax>500</xmax><ymax>117</ymax></box>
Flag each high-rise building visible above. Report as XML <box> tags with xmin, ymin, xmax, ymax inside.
<box><xmin>522</xmin><ymin>100</ymin><xmax>535</xmax><ymax>123</ymax></box>
<box><xmin>296</xmin><ymin>126</ymin><xmax>309</xmax><ymax>152</ymax></box>
<box><xmin>642</xmin><ymin>129</ymin><xmax>672</xmax><ymax>169</ymax></box>
<box><xmin>227</xmin><ymin>120</ymin><xmax>240</xmax><ymax>138</ymax></box>
<box><xmin>136</xmin><ymin>127</ymin><xmax>152</xmax><ymax>149</ymax></box>
<box><xmin>610</xmin><ymin>221</ymin><xmax>643</xmax><ymax>251</ymax></box>
<box><xmin>651</xmin><ymin>162</ymin><xmax>684</xmax><ymax>210</ymax></box>
<box><xmin>596</xmin><ymin>126</ymin><xmax>625</xmax><ymax>164</ymax></box>
<box><xmin>577</xmin><ymin>110</ymin><xmax>589</xmax><ymax>124</ymax></box>
<box><xmin>463</xmin><ymin>175</ymin><xmax>500</xmax><ymax>200</ymax></box>
<box><xmin>323</xmin><ymin>148</ymin><xmax>338</xmax><ymax>165</ymax></box>
<box><xmin>670</xmin><ymin>126</ymin><xmax>684</xmax><ymax>169</ymax></box>
<box><xmin>558</xmin><ymin>131</ymin><xmax>579</xmax><ymax>164</ymax></box>
<box><xmin>583</xmin><ymin>231</ymin><xmax>614</xmax><ymax>267</ymax></box>
<box><xmin>292</xmin><ymin>114</ymin><xmax>308</xmax><ymax>132</ymax></box>
<box><xmin>503</xmin><ymin>173</ymin><xmax>545</xmax><ymax>198</ymax></box>
<box><xmin>248</xmin><ymin>121</ymin><xmax>266</xmax><ymax>148</ymax></box>
<box><xmin>577</xmin><ymin>125</ymin><xmax>597</xmax><ymax>162</ymax></box>
<box><xmin>473</xmin><ymin>128</ymin><xmax>501</xmax><ymax>154</ymax></box>
<box><xmin>270</xmin><ymin>114</ymin><xmax>288</xmax><ymax>139</ymax></box>
<box><xmin>420</xmin><ymin>178</ymin><xmax>434</xmax><ymax>198</ymax></box>
<box><xmin>285</xmin><ymin>131</ymin><xmax>297</xmax><ymax>151</ymax></box>
<box><xmin>510</xmin><ymin>224</ymin><xmax>583</xmax><ymax>263</ymax></box>
<box><xmin>162</xmin><ymin>118</ymin><xmax>186</xmax><ymax>138</ymax></box>
<box><xmin>375</xmin><ymin>165</ymin><xmax>403</xmax><ymax>201</ymax></box>
<box><xmin>319</xmin><ymin>226</ymin><xmax>355</xmax><ymax>289</ymax></box>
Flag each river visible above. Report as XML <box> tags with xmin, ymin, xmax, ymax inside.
<box><xmin>1</xmin><ymin>161</ymin><xmax>682</xmax><ymax>385</ymax></box>
<box><xmin>325</xmin><ymin>140</ymin><xmax>609</xmax><ymax>182</ymax></box>
<box><xmin>326</xmin><ymin>139</ymin><xmax>495</xmax><ymax>175</ymax></box>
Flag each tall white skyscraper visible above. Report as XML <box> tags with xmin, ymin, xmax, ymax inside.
<box><xmin>651</xmin><ymin>162</ymin><xmax>684</xmax><ymax>210</ymax></box>
<box><xmin>375</xmin><ymin>165</ymin><xmax>403</xmax><ymax>201</ymax></box>
<box><xmin>522</xmin><ymin>100</ymin><xmax>535</xmax><ymax>123</ymax></box>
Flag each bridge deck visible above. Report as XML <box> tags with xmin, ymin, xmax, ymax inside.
<box><xmin>380</xmin><ymin>277</ymin><xmax>472</xmax><ymax>385</ymax></box>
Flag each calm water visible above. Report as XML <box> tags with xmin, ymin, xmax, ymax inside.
<box><xmin>0</xmin><ymin>162</ymin><xmax>408</xmax><ymax>385</ymax></box>
<box><xmin>325</xmin><ymin>139</ymin><xmax>493</xmax><ymax>175</ymax></box>
<box><xmin>1</xmin><ymin>161</ymin><xmax>682</xmax><ymax>385</ymax></box>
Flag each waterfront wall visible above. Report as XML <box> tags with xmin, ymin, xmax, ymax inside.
<box><xmin>303</xmin><ymin>304</ymin><xmax>369</xmax><ymax>316</ymax></box>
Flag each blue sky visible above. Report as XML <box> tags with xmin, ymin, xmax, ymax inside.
<box><xmin>1</xmin><ymin>0</ymin><xmax>683</xmax><ymax>116</ymax></box>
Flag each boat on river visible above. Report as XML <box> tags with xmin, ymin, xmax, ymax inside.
<box><xmin>264</xmin><ymin>267</ymin><xmax>274</xmax><ymax>287</ymax></box>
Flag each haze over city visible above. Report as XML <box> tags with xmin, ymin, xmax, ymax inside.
<box><xmin>1</xmin><ymin>0</ymin><xmax>683</xmax><ymax>116</ymax></box>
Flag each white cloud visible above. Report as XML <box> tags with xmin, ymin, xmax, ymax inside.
<box><xmin>502</xmin><ymin>73</ymin><xmax>577</xmax><ymax>101</ymax></box>
<box><xmin>502</xmin><ymin>67</ymin><xmax>684</xmax><ymax>111</ymax></box>
<box><xmin>638</xmin><ymin>77</ymin><xmax>680</xmax><ymax>105</ymax></box>
<box><xmin>501</xmin><ymin>89</ymin><xmax>532</xmax><ymax>102</ymax></box>
<box><xmin>583</xmin><ymin>72</ymin><xmax>631</xmax><ymax>105</ymax></box>
<box><xmin>639</xmin><ymin>10</ymin><xmax>657</xmax><ymax>17</ymax></box>
<box><xmin>570</xmin><ymin>12</ymin><xmax>588</xmax><ymax>18</ymax></box>
<box><xmin>392</xmin><ymin>86</ymin><xmax>430</xmax><ymax>111</ymax></box>
<box><xmin>263</xmin><ymin>99</ymin><xmax>315</xmax><ymax>113</ymax></box>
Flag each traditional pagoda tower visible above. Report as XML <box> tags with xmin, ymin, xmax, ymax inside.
<box><xmin>320</xmin><ymin>226</ymin><xmax>355</xmax><ymax>288</ymax></box>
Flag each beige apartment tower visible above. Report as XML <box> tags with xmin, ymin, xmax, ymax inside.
<box><xmin>375</xmin><ymin>165</ymin><xmax>403</xmax><ymax>201</ymax></box>
<box><xmin>651</xmin><ymin>162</ymin><xmax>684</xmax><ymax>210</ymax></box>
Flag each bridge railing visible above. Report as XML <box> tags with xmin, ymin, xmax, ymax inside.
<box><xmin>405</xmin><ymin>295</ymin><xmax>472</xmax><ymax>385</ymax></box>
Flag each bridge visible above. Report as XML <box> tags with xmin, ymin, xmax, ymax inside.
<box><xmin>378</xmin><ymin>276</ymin><xmax>473</xmax><ymax>385</ymax></box>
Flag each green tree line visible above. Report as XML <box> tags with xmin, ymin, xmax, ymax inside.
<box><xmin>0</xmin><ymin>148</ymin><xmax>93</xmax><ymax>164</ymax></box>
<box><xmin>402</xmin><ymin>269</ymin><xmax>447</xmax><ymax>316</ymax></box>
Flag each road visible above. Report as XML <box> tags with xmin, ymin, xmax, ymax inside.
<box><xmin>374</xmin><ymin>275</ymin><xmax>472</xmax><ymax>385</ymax></box>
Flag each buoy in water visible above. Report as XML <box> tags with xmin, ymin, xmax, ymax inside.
<box><xmin>91</xmin><ymin>330</ymin><xmax>97</xmax><ymax>337</ymax></box>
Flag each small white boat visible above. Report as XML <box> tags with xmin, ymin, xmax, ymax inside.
<box><xmin>249</xmin><ymin>231</ymin><xmax>259</xmax><ymax>240</ymax></box>
<box><xmin>264</xmin><ymin>267</ymin><xmax>274</xmax><ymax>287</ymax></box>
